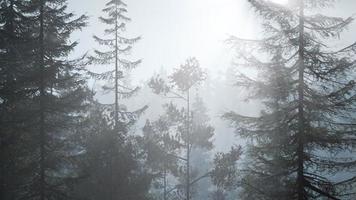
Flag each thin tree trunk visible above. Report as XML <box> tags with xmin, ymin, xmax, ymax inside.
<box><xmin>39</xmin><ymin>1</ymin><xmax>46</xmax><ymax>200</ymax></box>
<box><xmin>186</xmin><ymin>90</ymin><xmax>190</xmax><ymax>200</ymax></box>
<box><xmin>114</xmin><ymin>3</ymin><xmax>119</xmax><ymax>129</ymax></box>
<box><xmin>297</xmin><ymin>0</ymin><xmax>305</xmax><ymax>199</ymax></box>
<box><xmin>163</xmin><ymin>139</ymin><xmax>168</xmax><ymax>200</ymax></box>
<box><xmin>110</xmin><ymin>5</ymin><xmax>119</xmax><ymax>200</ymax></box>
<box><xmin>164</xmin><ymin>166</ymin><xmax>167</xmax><ymax>200</ymax></box>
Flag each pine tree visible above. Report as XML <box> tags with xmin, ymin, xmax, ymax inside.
<box><xmin>148</xmin><ymin>58</ymin><xmax>215</xmax><ymax>200</ymax></box>
<box><xmin>85</xmin><ymin>1</ymin><xmax>148</xmax><ymax>199</ymax></box>
<box><xmin>219</xmin><ymin>0</ymin><xmax>356</xmax><ymax>199</ymax></box>
<box><xmin>87</xmin><ymin>0</ymin><xmax>141</xmax><ymax>132</ymax></box>
<box><xmin>143</xmin><ymin>98</ymin><xmax>215</xmax><ymax>200</ymax></box>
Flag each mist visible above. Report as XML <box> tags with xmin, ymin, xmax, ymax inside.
<box><xmin>1</xmin><ymin>0</ymin><xmax>356</xmax><ymax>200</ymax></box>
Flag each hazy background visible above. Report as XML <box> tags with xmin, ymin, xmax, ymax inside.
<box><xmin>67</xmin><ymin>0</ymin><xmax>356</xmax><ymax>152</ymax></box>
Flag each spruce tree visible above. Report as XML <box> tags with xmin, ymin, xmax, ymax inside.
<box><xmin>0</xmin><ymin>0</ymin><xmax>37</xmax><ymax>198</ymax></box>
<box><xmin>85</xmin><ymin>1</ymin><xmax>148</xmax><ymax>199</ymax></box>
<box><xmin>30</xmin><ymin>0</ymin><xmax>89</xmax><ymax>199</ymax></box>
<box><xmin>218</xmin><ymin>0</ymin><xmax>356</xmax><ymax>199</ymax></box>
<box><xmin>87</xmin><ymin>0</ymin><xmax>141</xmax><ymax>132</ymax></box>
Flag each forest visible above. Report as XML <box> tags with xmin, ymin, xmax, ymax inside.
<box><xmin>0</xmin><ymin>0</ymin><xmax>356</xmax><ymax>199</ymax></box>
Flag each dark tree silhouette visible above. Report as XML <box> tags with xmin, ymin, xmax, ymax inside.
<box><xmin>217</xmin><ymin>0</ymin><xmax>356</xmax><ymax>199</ymax></box>
<box><xmin>0</xmin><ymin>0</ymin><xmax>38</xmax><ymax>198</ymax></box>
<box><xmin>33</xmin><ymin>0</ymin><xmax>90</xmax><ymax>199</ymax></box>
<box><xmin>1</xmin><ymin>0</ymin><xmax>90</xmax><ymax>199</ymax></box>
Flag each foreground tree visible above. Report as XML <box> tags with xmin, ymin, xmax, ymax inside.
<box><xmin>1</xmin><ymin>0</ymin><xmax>90</xmax><ymax>199</ymax></box>
<box><xmin>219</xmin><ymin>0</ymin><xmax>356</xmax><ymax>199</ymax></box>
<box><xmin>33</xmin><ymin>0</ymin><xmax>90</xmax><ymax>199</ymax></box>
<box><xmin>0</xmin><ymin>0</ymin><xmax>37</xmax><ymax>198</ymax></box>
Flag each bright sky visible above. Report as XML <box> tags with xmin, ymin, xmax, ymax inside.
<box><xmin>68</xmin><ymin>0</ymin><xmax>356</xmax><ymax>83</ymax></box>
<box><xmin>68</xmin><ymin>0</ymin><xmax>258</xmax><ymax>83</ymax></box>
<box><xmin>67</xmin><ymin>0</ymin><xmax>356</xmax><ymax>151</ymax></box>
<box><xmin>271</xmin><ymin>0</ymin><xmax>289</xmax><ymax>4</ymax></box>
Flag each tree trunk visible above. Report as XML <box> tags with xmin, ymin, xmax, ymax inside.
<box><xmin>39</xmin><ymin>1</ymin><xmax>46</xmax><ymax>200</ymax></box>
<box><xmin>114</xmin><ymin>4</ymin><xmax>119</xmax><ymax>130</ymax></box>
<box><xmin>186</xmin><ymin>90</ymin><xmax>190</xmax><ymax>200</ymax></box>
<box><xmin>297</xmin><ymin>0</ymin><xmax>305</xmax><ymax>199</ymax></box>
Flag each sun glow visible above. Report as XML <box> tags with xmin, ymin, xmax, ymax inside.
<box><xmin>270</xmin><ymin>0</ymin><xmax>288</xmax><ymax>5</ymax></box>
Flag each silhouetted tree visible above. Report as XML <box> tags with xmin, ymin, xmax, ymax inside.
<box><xmin>0</xmin><ymin>0</ymin><xmax>37</xmax><ymax>198</ymax></box>
<box><xmin>218</xmin><ymin>0</ymin><xmax>356</xmax><ymax>199</ymax></box>
<box><xmin>1</xmin><ymin>0</ymin><xmax>90</xmax><ymax>199</ymax></box>
<box><xmin>33</xmin><ymin>0</ymin><xmax>90</xmax><ymax>199</ymax></box>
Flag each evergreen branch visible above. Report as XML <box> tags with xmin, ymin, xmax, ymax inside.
<box><xmin>119</xmin><ymin>59</ymin><xmax>141</xmax><ymax>69</ymax></box>
<box><xmin>304</xmin><ymin>15</ymin><xmax>353</xmax><ymax>38</ymax></box>
<box><xmin>306</xmin><ymin>182</ymin><xmax>341</xmax><ymax>200</ymax></box>
<box><xmin>93</xmin><ymin>35</ymin><xmax>115</xmax><ymax>46</ymax></box>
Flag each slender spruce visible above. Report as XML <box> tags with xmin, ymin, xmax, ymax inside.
<box><xmin>87</xmin><ymin>0</ymin><xmax>141</xmax><ymax>131</ymax></box>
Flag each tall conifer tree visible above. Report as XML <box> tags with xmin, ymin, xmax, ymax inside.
<box><xmin>88</xmin><ymin>0</ymin><xmax>141</xmax><ymax>132</ymax></box>
<box><xmin>31</xmin><ymin>0</ymin><xmax>89</xmax><ymax>199</ymax></box>
<box><xmin>85</xmin><ymin>1</ymin><xmax>148</xmax><ymax>200</ymax></box>
<box><xmin>217</xmin><ymin>0</ymin><xmax>356</xmax><ymax>199</ymax></box>
<box><xmin>0</xmin><ymin>0</ymin><xmax>37</xmax><ymax>198</ymax></box>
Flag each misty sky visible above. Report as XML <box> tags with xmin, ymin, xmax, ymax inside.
<box><xmin>68</xmin><ymin>0</ymin><xmax>356</xmax><ymax>84</ymax></box>
<box><xmin>65</xmin><ymin>0</ymin><xmax>356</xmax><ymax>151</ymax></box>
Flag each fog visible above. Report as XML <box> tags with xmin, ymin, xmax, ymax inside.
<box><xmin>1</xmin><ymin>0</ymin><xmax>356</xmax><ymax>199</ymax></box>
<box><xmin>67</xmin><ymin>0</ymin><xmax>356</xmax><ymax>152</ymax></box>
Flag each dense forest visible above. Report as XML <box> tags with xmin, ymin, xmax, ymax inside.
<box><xmin>0</xmin><ymin>0</ymin><xmax>355</xmax><ymax>200</ymax></box>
